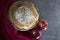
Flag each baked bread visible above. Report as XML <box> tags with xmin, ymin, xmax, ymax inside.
<box><xmin>9</xmin><ymin>1</ymin><xmax>39</xmax><ymax>31</ymax></box>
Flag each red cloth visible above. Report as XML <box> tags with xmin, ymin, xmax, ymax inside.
<box><xmin>0</xmin><ymin>0</ymin><xmax>40</xmax><ymax>40</ymax></box>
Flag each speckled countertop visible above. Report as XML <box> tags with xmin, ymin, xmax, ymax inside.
<box><xmin>28</xmin><ymin>0</ymin><xmax>60</xmax><ymax>40</ymax></box>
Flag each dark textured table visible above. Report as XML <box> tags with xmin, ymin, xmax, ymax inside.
<box><xmin>28</xmin><ymin>0</ymin><xmax>60</xmax><ymax>40</ymax></box>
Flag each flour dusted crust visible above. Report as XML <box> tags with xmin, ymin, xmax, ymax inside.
<box><xmin>9</xmin><ymin>1</ymin><xmax>39</xmax><ymax>31</ymax></box>
<box><xmin>14</xmin><ymin>6</ymin><xmax>34</xmax><ymax>26</ymax></box>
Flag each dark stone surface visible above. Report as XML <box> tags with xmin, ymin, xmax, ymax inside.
<box><xmin>28</xmin><ymin>0</ymin><xmax>60</xmax><ymax>40</ymax></box>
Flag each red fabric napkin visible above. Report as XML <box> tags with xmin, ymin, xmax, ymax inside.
<box><xmin>0</xmin><ymin>0</ymin><xmax>40</xmax><ymax>40</ymax></box>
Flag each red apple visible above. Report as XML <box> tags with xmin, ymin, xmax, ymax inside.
<box><xmin>37</xmin><ymin>19</ymin><xmax>48</xmax><ymax>30</ymax></box>
<box><xmin>30</xmin><ymin>29</ymin><xmax>41</xmax><ymax>39</ymax></box>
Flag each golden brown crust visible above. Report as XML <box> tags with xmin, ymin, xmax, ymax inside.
<box><xmin>9</xmin><ymin>1</ymin><xmax>39</xmax><ymax>31</ymax></box>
